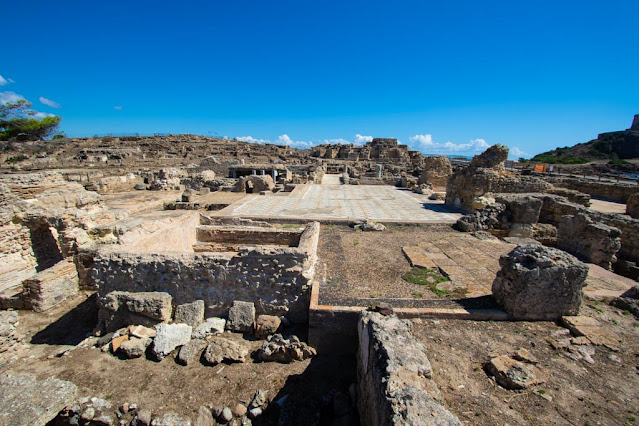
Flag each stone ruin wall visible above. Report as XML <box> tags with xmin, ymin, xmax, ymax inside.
<box><xmin>534</xmin><ymin>194</ymin><xmax>639</xmax><ymax>275</ymax></box>
<box><xmin>90</xmin><ymin>223</ymin><xmax>320</xmax><ymax>322</ymax></box>
<box><xmin>545</xmin><ymin>176</ymin><xmax>639</xmax><ymax>204</ymax></box>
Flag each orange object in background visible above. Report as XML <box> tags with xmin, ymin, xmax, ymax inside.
<box><xmin>534</xmin><ymin>164</ymin><xmax>547</xmax><ymax>172</ymax></box>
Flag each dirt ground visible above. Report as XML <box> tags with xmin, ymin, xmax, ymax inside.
<box><xmin>317</xmin><ymin>224</ymin><xmax>507</xmax><ymax>304</ymax></box>
<box><xmin>412</xmin><ymin>300</ymin><xmax>639</xmax><ymax>426</ymax></box>
<box><xmin>1</xmin><ymin>295</ymin><xmax>357</xmax><ymax>425</ymax></box>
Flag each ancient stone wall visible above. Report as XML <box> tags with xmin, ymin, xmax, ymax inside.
<box><xmin>0</xmin><ymin>220</ymin><xmax>37</xmax><ymax>287</ymax></box>
<box><xmin>537</xmin><ymin>195</ymin><xmax>639</xmax><ymax>271</ymax></box>
<box><xmin>627</xmin><ymin>193</ymin><xmax>639</xmax><ymax>218</ymax></box>
<box><xmin>93</xmin><ymin>174</ymin><xmax>144</xmax><ymax>193</ymax></box>
<box><xmin>196</xmin><ymin>227</ymin><xmax>302</xmax><ymax>246</ymax></box>
<box><xmin>91</xmin><ymin>223</ymin><xmax>319</xmax><ymax>322</ymax></box>
<box><xmin>545</xmin><ymin>176</ymin><xmax>639</xmax><ymax>203</ymax></box>
<box><xmin>357</xmin><ymin>311</ymin><xmax>461</xmax><ymax>426</ymax></box>
<box><xmin>417</xmin><ymin>155</ymin><xmax>452</xmax><ymax>189</ymax></box>
<box><xmin>445</xmin><ymin>145</ymin><xmax>550</xmax><ymax>212</ymax></box>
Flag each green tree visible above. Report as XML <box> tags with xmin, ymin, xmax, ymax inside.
<box><xmin>0</xmin><ymin>99</ymin><xmax>61</xmax><ymax>141</ymax></box>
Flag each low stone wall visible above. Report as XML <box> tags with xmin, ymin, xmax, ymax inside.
<box><xmin>91</xmin><ymin>222</ymin><xmax>320</xmax><ymax>322</ymax></box>
<box><xmin>0</xmin><ymin>220</ymin><xmax>37</xmax><ymax>290</ymax></box>
<box><xmin>546</xmin><ymin>176</ymin><xmax>639</xmax><ymax>203</ymax></box>
<box><xmin>22</xmin><ymin>259</ymin><xmax>78</xmax><ymax>312</ymax></box>
<box><xmin>357</xmin><ymin>311</ymin><xmax>461</xmax><ymax>426</ymax></box>
<box><xmin>93</xmin><ymin>174</ymin><xmax>144</xmax><ymax>193</ymax></box>
<box><xmin>196</xmin><ymin>226</ymin><xmax>302</xmax><ymax>246</ymax></box>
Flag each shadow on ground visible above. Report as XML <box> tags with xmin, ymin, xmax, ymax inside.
<box><xmin>254</xmin><ymin>354</ymin><xmax>359</xmax><ymax>426</ymax></box>
<box><xmin>30</xmin><ymin>294</ymin><xmax>98</xmax><ymax>346</ymax></box>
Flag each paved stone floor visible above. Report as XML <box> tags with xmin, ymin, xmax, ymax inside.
<box><xmin>221</xmin><ymin>174</ymin><xmax>461</xmax><ymax>223</ymax></box>
<box><xmin>589</xmin><ymin>198</ymin><xmax>627</xmax><ymax>214</ymax></box>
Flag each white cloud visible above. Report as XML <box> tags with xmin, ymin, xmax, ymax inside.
<box><xmin>0</xmin><ymin>91</ymin><xmax>25</xmax><ymax>104</ymax></box>
<box><xmin>114</xmin><ymin>105</ymin><xmax>123</xmax><ymax>110</ymax></box>
<box><xmin>236</xmin><ymin>136</ymin><xmax>269</xmax><ymax>144</ymax></box>
<box><xmin>275</xmin><ymin>134</ymin><xmax>314</xmax><ymax>149</ymax></box>
<box><xmin>0</xmin><ymin>75</ymin><xmax>14</xmax><ymax>86</ymax></box>
<box><xmin>409</xmin><ymin>134</ymin><xmax>491</xmax><ymax>154</ymax></box>
<box><xmin>323</xmin><ymin>138</ymin><xmax>351</xmax><ymax>144</ymax></box>
<box><xmin>509</xmin><ymin>147</ymin><xmax>529</xmax><ymax>159</ymax></box>
<box><xmin>235</xmin><ymin>133</ymin><xmax>371</xmax><ymax>149</ymax></box>
<box><xmin>353</xmin><ymin>134</ymin><xmax>373</xmax><ymax>145</ymax></box>
<box><xmin>39</xmin><ymin>96</ymin><xmax>61</xmax><ymax>108</ymax></box>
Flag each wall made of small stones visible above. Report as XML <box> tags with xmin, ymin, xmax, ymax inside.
<box><xmin>547</xmin><ymin>177</ymin><xmax>639</xmax><ymax>203</ymax></box>
<box><xmin>0</xmin><ymin>221</ymin><xmax>37</xmax><ymax>285</ymax></box>
<box><xmin>92</xmin><ymin>248</ymin><xmax>313</xmax><ymax>322</ymax></box>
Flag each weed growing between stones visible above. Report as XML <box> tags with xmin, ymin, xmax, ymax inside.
<box><xmin>401</xmin><ymin>267</ymin><xmax>449</xmax><ymax>297</ymax></box>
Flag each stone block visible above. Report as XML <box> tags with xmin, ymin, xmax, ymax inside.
<box><xmin>98</xmin><ymin>291</ymin><xmax>173</xmax><ymax>333</ymax></box>
<box><xmin>557</xmin><ymin>213</ymin><xmax>621</xmax><ymax>270</ymax></box>
<box><xmin>227</xmin><ymin>301</ymin><xmax>255</xmax><ymax>333</ymax></box>
<box><xmin>492</xmin><ymin>245</ymin><xmax>589</xmax><ymax>320</ymax></box>
<box><xmin>22</xmin><ymin>259</ymin><xmax>78</xmax><ymax>312</ymax></box>
<box><xmin>174</xmin><ymin>300</ymin><xmax>205</xmax><ymax>326</ymax></box>
<box><xmin>486</xmin><ymin>356</ymin><xmax>545</xmax><ymax>390</ymax></box>
<box><xmin>118</xmin><ymin>336</ymin><xmax>152</xmax><ymax>358</ymax></box>
<box><xmin>192</xmin><ymin>317</ymin><xmax>226</xmax><ymax>339</ymax></box>
<box><xmin>255</xmin><ymin>315</ymin><xmax>281</xmax><ymax>339</ymax></box>
<box><xmin>357</xmin><ymin>312</ymin><xmax>461</xmax><ymax>425</ymax></box>
<box><xmin>203</xmin><ymin>337</ymin><xmax>249</xmax><ymax>365</ymax></box>
<box><xmin>0</xmin><ymin>373</ymin><xmax>77</xmax><ymax>426</ymax></box>
<box><xmin>177</xmin><ymin>338</ymin><xmax>208</xmax><ymax>366</ymax></box>
<box><xmin>151</xmin><ymin>323</ymin><xmax>192</xmax><ymax>360</ymax></box>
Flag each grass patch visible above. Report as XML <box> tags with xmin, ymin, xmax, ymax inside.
<box><xmin>280</xmin><ymin>224</ymin><xmax>300</xmax><ymax>229</ymax></box>
<box><xmin>411</xmin><ymin>291</ymin><xmax>424</xmax><ymax>298</ymax></box>
<box><xmin>402</xmin><ymin>267</ymin><xmax>449</xmax><ymax>297</ymax></box>
<box><xmin>529</xmin><ymin>153</ymin><xmax>590</xmax><ymax>164</ymax></box>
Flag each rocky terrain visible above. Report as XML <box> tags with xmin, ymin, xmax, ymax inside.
<box><xmin>0</xmin><ymin>134</ymin><xmax>638</xmax><ymax>425</ymax></box>
<box><xmin>530</xmin><ymin>114</ymin><xmax>639</xmax><ymax>164</ymax></box>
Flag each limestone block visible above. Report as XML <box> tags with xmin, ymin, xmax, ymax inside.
<box><xmin>98</xmin><ymin>291</ymin><xmax>173</xmax><ymax>333</ymax></box>
<box><xmin>356</xmin><ymin>312</ymin><xmax>461</xmax><ymax>426</ymax></box>
<box><xmin>0</xmin><ymin>373</ymin><xmax>77</xmax><ymax>426</ymax></box>
<box><xmin>151</xmin><ymin>323</ymin><xmax>192</xmax><ymax>360</ymax></box>
<box><xmin>177</xmin><ymin>338</ymin><xmax>208</xmax><ymax>366</ymax></box>
<box><xmin>469</xmin><ymin>144</ymin><xmax>509</xmax><ymax>169</ymax></box>
<box><xmin>203</xmin><ymin>337</ymin><xmax>249</xmax><ymax>365</ymax></box>
<box><xmin>118</xmin><ymin>336</ymin><xmax>152</xmax><ymax>358</ymax></box>
<box><xmin>174</xmin><ymin>300</ymin><xmax>205</xmax><ymax>326</ymax></box>
<box><xmin>228</xmin><ymin>301</ymin><xmax>256</xmax><ymax>333</ymax></box>
<box><xmin>492</xmin><ymin>245</ymin><xmax>588</xmax><ymax>320</ymax></box>
<box><xmin>557</xmin><ymin>213</ymin><xmax>621</xmax><ymax>270</ymax></box>
<box><xmin>486</xmin><ymin>356</ymin><xmax>545</xmax><ymax>390</ymax></box>
<box><xmin>22</xmin><ymin>259</ymin><xmax>78</xmax><ymax>312</ymax></box>
<box><xmin>192</xmin><ymin>317</ymin><xmax>226</xmax><ymax>339</ymax></box>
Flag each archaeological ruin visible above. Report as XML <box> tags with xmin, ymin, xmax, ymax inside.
<box><xmin>0</xmin><ymin>130</ymin><xmax>638</xmax><ymax>426</ymax></box>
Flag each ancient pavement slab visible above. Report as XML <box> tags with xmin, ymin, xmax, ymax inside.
<box><xmin>561</xmin><ymin>315</ymin><xmax>622</xmax><ymax>350</ymax></box>
<box><xmin>584</xmin><ymin>263</ymin><xmax>639</xmax><ymax>300</ymax></box>
<box><xmin>401</xmin><ymin>246</ymin><xmax>437</xmax><ymax>269</ymax></box>
<box><xmin>216</xmin><ymin>177</ymin><xmax>461</xmax><ymax>223</ymax></box>
<box><xmin>0</xmin><ymin>372</ymin><xmax>77</xmax><ymax>426</ymax></box>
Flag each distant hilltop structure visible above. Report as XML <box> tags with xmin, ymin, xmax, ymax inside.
<box><xmin>311</xmin><ymin>138</ymin><xmax>422</xmax><ymax>163</ymax></box>
<box><xmin>530</xmin><ymin>114</ymin><xmax>639</xmax><ymax>163</ymax></box>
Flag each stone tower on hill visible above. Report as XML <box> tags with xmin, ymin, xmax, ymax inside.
<box><xmin>631</xmin><ymin>114</ymin><xmax>639</xmax><ymax>131</ymax></box>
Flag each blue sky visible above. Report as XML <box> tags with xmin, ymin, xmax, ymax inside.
<box><xmin>2</xmin><ymin>0</ymin><xmax>638</xmax><ymax>158</ymax></box>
